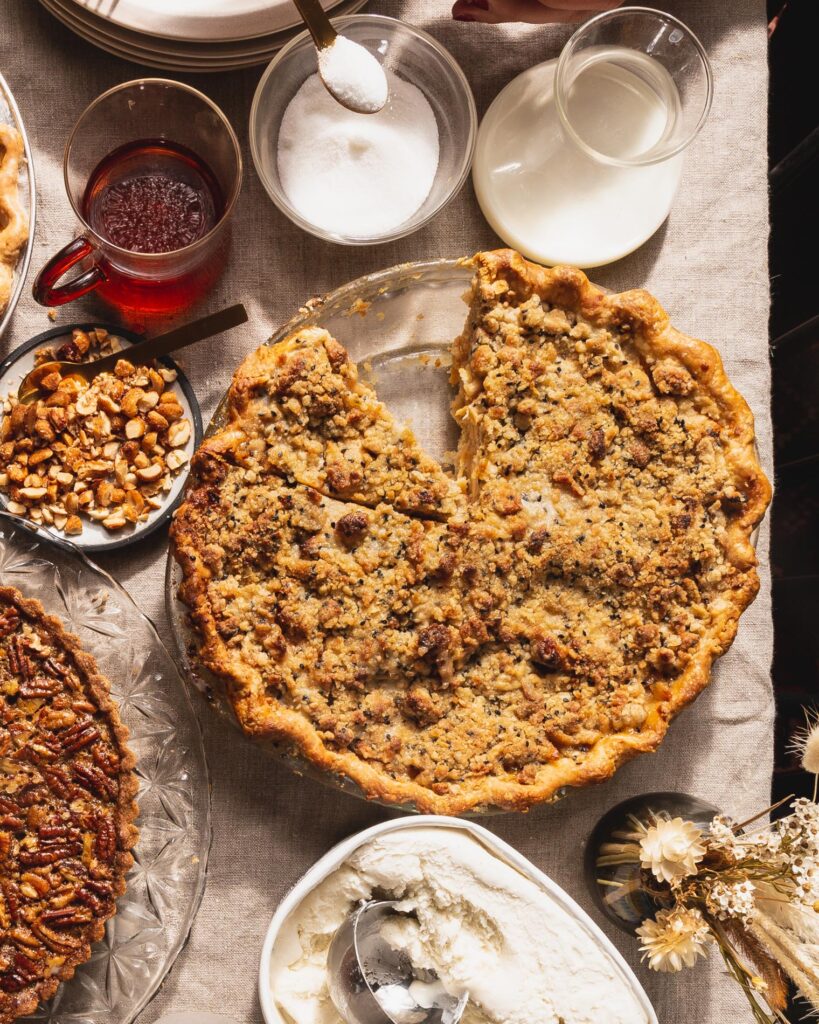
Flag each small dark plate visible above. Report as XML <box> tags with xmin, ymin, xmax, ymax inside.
<box><xmin>0</xmin><ymin>322</ymin><xmax>202</xmax><ymax>554</ymax></box>
<box><xmin>584</xmin><ymin>791</ymin><xmax>720</xmax><ymax>934</ymax></box>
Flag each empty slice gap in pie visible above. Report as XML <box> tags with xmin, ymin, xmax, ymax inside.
<box><xmin>0</xmin><ymin>587</ymin><xmax>137</xmax><ymax>1023</ymax></box>
<box><xmin>171</xmin><ymin>249</ymin><xmax>770</xmax><ymax>814</ymax></box>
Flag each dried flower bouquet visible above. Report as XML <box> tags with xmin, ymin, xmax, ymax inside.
<box><xmin>596</xmin><ymin>713</ymin><xmax>819</xmax><ymax>1023</ymax></box>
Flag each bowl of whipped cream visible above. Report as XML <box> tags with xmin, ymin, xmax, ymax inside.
<box><xmin>259</xmin><ymin>817</ymin><xmax>658</xmax><ymax>1024</ymax></box>
<box><xmin>249</xmin><ymin>15</ymin><xmax>477</xmax><ymax>245</ymax></box>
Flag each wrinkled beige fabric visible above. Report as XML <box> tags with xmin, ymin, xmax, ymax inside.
<box><xmin>1</xmin><ymin>2</ymin><xmax>772</xmax><ymax>1020</ymax></box>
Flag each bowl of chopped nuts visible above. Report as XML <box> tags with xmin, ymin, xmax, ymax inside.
<box><xmin>0</xmin><ymin>322</ymin><xmax>202</xmax><ymax>552</ymax></box>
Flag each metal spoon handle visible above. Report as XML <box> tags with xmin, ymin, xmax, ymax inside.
<box><xmin>292</xmin><ymin>0</ymin><xmax>337</xmax><ymax>49</ymax></box>
<box><xmin>95</xmin><ymin>304</ymin><xmax>248</xmax><ymax>374</ymax></box>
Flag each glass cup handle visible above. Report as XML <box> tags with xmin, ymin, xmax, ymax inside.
<box><xmin>32</xmin><ymin>237</ymin><xmax>107</xmax><ymax>306</ymax></box>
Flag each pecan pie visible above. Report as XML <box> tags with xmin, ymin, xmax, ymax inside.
<box><xmin>171</xmin><ymin>250</ymin><xmax>770</xmax><ymax>814</ymax></box>
<box><xmin>0</xmin><ymin>587</ymin><xmax>137</xmax><ymax>1022</ymax></box>
<box><xmin>0</xmin><ymin>125</ymin><xmax>28</xmax><ymax>316</ymax></box>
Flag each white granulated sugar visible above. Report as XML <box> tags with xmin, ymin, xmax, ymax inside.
<box><xmin>277</xmin><ymin>69</ymin><xmax>440</xmax><ymax>238</ymax></box>
<box><xmin>317</xmin><ymin>35</ymin><xmax>388</xmax><ymax>114</ymax></box>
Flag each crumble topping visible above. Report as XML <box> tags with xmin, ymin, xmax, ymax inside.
<box><xmin>171</xmin><ymin>251</ymin><xmax>769</xmax><ymax>813</ymax></box>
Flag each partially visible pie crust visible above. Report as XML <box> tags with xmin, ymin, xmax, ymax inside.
<box><xmin>171</xmin><ymin>250</ymin><xmax>770</xmax><ymax>814</ymax></box>
<box><xmin>0</xmin><ymin>125</ymin><xmax>29</xmax><ymax>316</ymax></box>
<box><xmin>0</xmin><ymin>587</ymin><xmax>138</xmax><ymax>1023</ymax></box>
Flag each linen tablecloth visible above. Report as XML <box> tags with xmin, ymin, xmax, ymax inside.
<box><xmin>0</xmin><ymin>2</ymin><xmax>773</xmax><ymax>1021</ymax></box>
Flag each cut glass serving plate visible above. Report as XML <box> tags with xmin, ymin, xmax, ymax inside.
<box><xmin>0</xmin><ymin>72</ymin><xmax>36</xmax><ymax>340</ymax></box>
<box><xmin>0</xmin><ymin>511</ymin><xmax>211</xmax><ymax>1024</ymax></box>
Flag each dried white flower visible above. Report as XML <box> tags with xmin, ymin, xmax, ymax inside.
<box><xmin>732</xmin><ymin>832</ymin><xmax>782</xmax><ymax>860</ymax></box>
<box><xmin>637</xmin><ymin>906</ymin><xmax>711</xmax><ymax>972</ymax></box>
<box><xmin>708</xmin><ymin>814</ymin><xmax>740</xmax><ymax>856</ymax></box>
<box><xmin>705</xmin><ymin>879</ymin><xmax>757</xmax><ymax>923</ymax></box>
<box><xmin>778</xmin><ymin>801</ymin><xmax>819</xmax><ymax>864</ymax></box>
<box><xmin>790</xmin><ymin>797</ymin><xmax>819</xmax><ymax>833</ymax></box>
<box><xmin>792</xmin><ymin>864</ymin><xmax>818</xmax><ymax>902</ymax></box>
<box><xmin>789</xmin><ymin>709</ymin><xmax>819</xmax><ymax>776</ymax></box>
<box><xmin>750</xmin><ymin>829</ymin><xmax>785</xmax><ymax>856</ymax></box>
<box><xmin>640</xmin><ymin>817</ymin><xmax>706</xmax><ymax>884</ymax></box>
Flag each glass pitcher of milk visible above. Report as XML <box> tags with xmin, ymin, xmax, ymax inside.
<box><xmin>473</xmin><ymin>8</ymin><xmax>713</xmax><ymax>268</ymax></box>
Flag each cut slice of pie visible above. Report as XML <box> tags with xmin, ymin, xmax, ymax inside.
<box><xmin>0</xmin><ymin>587</ymin><xmax>138</xmax><ymax>1023</ymax></box>
<box><xmin>226</xmin><ymin>327</ymin><xmax>462</xmax><ymax>519</ymax></box>
<box><xmin>171</xmin><ymin>250</ymin><xmax>770</xmax><ymax>814</ymax></box>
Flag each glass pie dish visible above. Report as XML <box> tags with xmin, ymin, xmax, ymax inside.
<box><xmin>0</xmin><ymin>511</ymin><xmax>210</xmax><ymax>1024</ymax></box>
<box><xmin>164</xmin><ymin>257</ymin><xmax>761</xmax><ymax>816</ymax></box>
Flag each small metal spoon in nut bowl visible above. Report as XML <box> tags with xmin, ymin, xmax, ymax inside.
<box><xmin>18</xmin><ymin>304</ymin><xmax>247</xmax><ymax>402</ymax></box>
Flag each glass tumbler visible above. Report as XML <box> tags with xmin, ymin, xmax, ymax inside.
<box><xmin>554</xmin><ymin>6</ymin><xmax>713</xmax><ymax>169</ymax></box>
<box><xmin>33</xmin><ymin>79</ymin><xmax>242</xmax><ymax>316</ymax></box>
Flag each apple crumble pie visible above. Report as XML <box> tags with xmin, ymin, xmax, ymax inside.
<box><xmin>171</xmin><ymin>250</ymin><xmax>770</xmax><ymax>814</ymax></box>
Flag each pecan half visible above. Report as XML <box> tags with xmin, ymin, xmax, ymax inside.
<box><xmin>72</xmin><ymin>762</ymin><xmax>117</xmax><ymax>800</ymax></box>
<box><xmin>51</xmin><ymin>719</ymin><xmax>101</xmax><ymax>755</ymax></box>
<box><xmin>0</xmin><ymin>609</ymin><xmax>20</xmax><ymax>639</ymax></box>
<box><xmin>95</xmin><ymin>817</ymin><xmax>116</xmax><ymax>863</ymax></box>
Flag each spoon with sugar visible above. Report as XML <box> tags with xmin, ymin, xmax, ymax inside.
<box><xmin>292</xmin><ymin>0</ymin><xmax>388</xmax><ymax>114</ymax></box>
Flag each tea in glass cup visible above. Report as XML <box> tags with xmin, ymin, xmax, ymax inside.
<box><xmin>34</xmin><ymin>79</ymin><xmax>242</xmax><ymax>316</ymax></box>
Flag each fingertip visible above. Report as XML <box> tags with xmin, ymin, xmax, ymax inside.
<box><xmin>452</xmin><ymin>0</ymin><xmax>492</xmax><ymax>21</ymax></box>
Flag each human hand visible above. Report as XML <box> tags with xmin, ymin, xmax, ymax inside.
<box><xmin>452</xmin><ymin>0</ymin><xmax>623</xmax><ymax>23</ymax></box>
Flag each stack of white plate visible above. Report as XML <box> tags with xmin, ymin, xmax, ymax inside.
<box><xmin>37</xmin><ymin>0</ymin><xmax>369</xmax><ymax>72</ymax></box>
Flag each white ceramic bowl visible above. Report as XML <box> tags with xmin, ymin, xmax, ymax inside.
<box><xmin>258</xmin><ymin>816</ymin><xmax>659</xmax><ymax>1024</ymax></box>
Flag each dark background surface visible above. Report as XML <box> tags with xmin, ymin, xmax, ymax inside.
<box><xmin>768</xmin><ymin>0</ymin><xmax>818</xmax><ymax>802</ymax></box>
<box><xmin>768</xmin><ymin>0</ymin><xmax>819</xmax><ymax>1015</ymax></box>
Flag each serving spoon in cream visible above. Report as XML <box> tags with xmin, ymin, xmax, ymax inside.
<box><xmin>291</xmin><ymin>0</ymin><xmax>388</xmax><ymax>114</ymax></box>
<box><xmin>327</xmin><ymin>900</ymin><xmax>469</xmax><ymax>1024</ymax></box>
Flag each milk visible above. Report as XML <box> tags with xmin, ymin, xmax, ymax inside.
<box><xmin>473</xmin><ymin>48</ymin><xmax>685</xmax><ymax>268</ymax></box>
